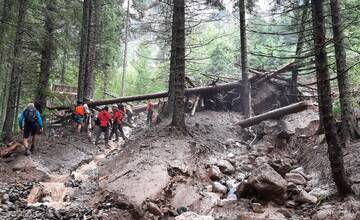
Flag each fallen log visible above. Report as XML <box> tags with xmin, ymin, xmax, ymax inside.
<box><xmin>48</xmin><ymin>81</ymin><xmax>241</xmax><ymax>110</ymax></box>
<box><xmin>236</xmin><ymin>101</ymin><xmax>311</xmax><ymax>128</ymax></box>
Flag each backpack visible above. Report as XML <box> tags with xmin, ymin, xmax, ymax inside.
<box><xmin>24</xmin><ymin>107</ymin><xmax>37</xmax><ymax>124</ymax></box>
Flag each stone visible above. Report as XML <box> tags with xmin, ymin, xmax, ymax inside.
<box><xmin>251</xmin><ymin>203</ymin><xmax>264</xmax><ymax>213</ymax></box>
<box><xmin>277</xmin><ymin>208</ymin><xmax>294</xmax><ymax>218</ymax></box>
<box><xmin>227</xmin><ymin>153</ymin><xmax>235</xmax><ymax>159</ymax></box>
<box><xmin>212</xmin><ymin>182</ymin><xmax>227</xmax><ymax>194</ymax></box>
<box><xmin>286</xmin><ymin>200</ymin><xmax>296</xmax><ymax>208</ymax></box>
<box><xmin>216</xmin><ymin>160</ymin><xmax>235</xmax><ymax>174</ymax></box>
<box><xmin>236</xmin><ymin>180</ymin><xmax>253</xmax><ymax>198</ymax></box>
<box><xmin>255</xmin><ymin>156</ymin><xmax>269</xmax><ymax>167</ymax></box>
<box><xmin>2</xmin><ymin>194</ymin><xmax>9</xmax><ymax>201</ymax></box>
<box><xmin>175</xmin><ymin>211</ymin><xmax>214</xmax><ymax>220</ymax></box>
<box><xmin>269</xmin><ymin>159</ymin><xmax>292</xmax><ymax>177</ymax></box>
<box><xmin>147</xmin><ymin>202</ymin><xmax>162</xmax><ymax>216</ymax></box>
<box><xmin>340</xmin><ymin>213</ymin><xmax>357</xmax><ymax>220</ymax></box>
<box><xmin>290</xmin><ymin>167</ymin><xmax>311</xmax><ymax>180</ymax></box>
<box><xmin>208</xmin><ymin>166</ymin><xmax>222</xmax><ymax>181</ymax></box>
<box><xmin>285</xmin><ymin>173</ymin><xmax>307</xmax><ymax>185</ymax></box>
<box><xmin>312</xmin><ymin>209</ymin><xmax>335</xmax><ymax>220</ymax></box>
<box><xmin>224</xmin><ymin>139</ymin><xmax>236</xmax><ymax>146</ymax></box>
<box><xmin>247</xmin><ymin>164</ymin><xmax>287</xmax><ymax>203</ymax></box>
<box><xmin>295</xmin><ymin>189</ymin><xmax>317</xmax><ymax>204</ymax></box>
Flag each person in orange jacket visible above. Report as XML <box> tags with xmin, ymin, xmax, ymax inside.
<box><xmin>146</xmin><ymin>100</ymin><xmax>155</xmax><ymax>126</ymax></box>
<box><xmin>74</xmin><ymin>100</ymin><xmax>86</xmax><ymax>133</ymax></box>
<box><xmin>95</xmin><ymin>106</ymin><xmax>112</xmax><ymax>146</ymax></box>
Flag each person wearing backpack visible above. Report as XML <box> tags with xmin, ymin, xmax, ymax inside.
<box><xmin>74</xmin><ymin>100</ymin><xmax>86</xmax><ymax>133</ymax></box>
<box><xmin>18</xmin><ymin>103</ymin><xmax>43</xmax><ymax>156</ymax></box>
<box><xmin>95</xmin><ymin>106</ymin><xmax>112</xmax><ymax>146</ymax></box>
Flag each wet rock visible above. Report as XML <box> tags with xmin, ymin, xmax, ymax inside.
<box><xmin>175</xmin><ymin>211</ymin><xmax>214</xmax><ymax>220</ymax></box>
<box><xmin>147</xmin><ymin>202</ymin><xmax>162</xmax><ymax>216</ymax></box>
<box><xmin>285</xmin><ymin>172</ymin><xmax>307</xmax><ymax>185</ymax></box>
<box><xmin>251</xmin><ymin>203</ymin><xmax>264</xmax><ymax>213</ymax></box>
<box><xmin>212</xmin><ymin>182</ymin><xmax>227</xmax><ymax>194</ymax></box>
<box><xmin>236</xmin><ymin>180</ymin><xmax>253</xmax><ymax>198</ymax></box>
<box><xmin>208</xmin><ymin>166</ymin><xmax>222</xmax><ymax>181</ymax></box>
<box><xmin>295</xmin><ymin>189</ymin><xmax>317</xmax><ymax>204</ymax></box>
<box><xmin>216</xmin><ymin>160</ymin><xmax>235</xmax><ymax>175</ymax></box>
<box><xmin>247</xmin><ymin>164</ymin><xmax>287</xmax><ymax>203</ymax></box>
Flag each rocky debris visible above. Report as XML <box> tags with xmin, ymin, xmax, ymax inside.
<box><xmin>251</xmin><ymin>202</ymin><xmax>264</xmax><ymax>213</ymax></box>
<box><xmin>216</xmin><ymin>159</ymin><xmax>235</xmax><ymax>174</ymax></box>
<box><xmin>192</xmin><ymin>192</ymin><xmax>220</xmax><ymax>213</ymax></box>
<box><xmin>277</xmin><ymin>208</ymin><xmax>294</xmax><ymax>218</ymax></box>
<box><xmin>269</xmin><ymin>158</ymin><xmax>293</xmax><ymax>177</ymax></box>
<box><xmin>208</xmin><ymin>166</ymin><xmax>222</xmax><ymax>181</ymax></box>
<box><xmin>146</xmin><ymin>201</ymin><xmax>162</xmax><ymax>216</ymax></box>
<box><xmin>285</xmin><ymin>172</ymin><xmax>307</xmax><ymax>186</ymax></box>
<box><xmin>312</xmin><ymin>208</ymin><xmax>335</xmax><ymax>220</ymax></box>
<box><xmin>237</xmin><ymin>211</ymin><xmax>287</xmax><ymax>220</ymax></box>
<box><xmin>295</xmin><ymin>189</ymin><xmax>317</xmax><ymax>204</ymax></box>
<box><xmin>245</xmin><ymin>164</ymin><xmax>287</xmax><ymax>203</ymax></box>
<box><xmin>175</xmin><ymin>211</ymin><xmax>214</xmax><ymax>220</ymax></box>
<box><xmin>212</xmin><ymin>181</ymin><xmax>227</xmax><ymax>194</ymax></box>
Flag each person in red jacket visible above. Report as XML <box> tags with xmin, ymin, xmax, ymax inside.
<box><xmin>95</xmin><ymin>106</ymin><xmax>112</xmax><ymax>146</ymax></box>
<box><xmin>146</xmin><ymin>100</ymin><xmax>155</xmax><ymax>126</ymax></box>
<box><xmin>109</xmin><ymin>105</ymin><xmax>127</xmax><ymax>142</ymax></box>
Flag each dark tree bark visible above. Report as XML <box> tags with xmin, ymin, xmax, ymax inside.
<box><xmin>311</xmin><ymin>0</ymin><xmax>351</xmax><ymax>196</ymax></box>
<box><xmin>0</xmin><ymin>0</ymin><xmax>13</xmax><ymax>126</ymax></box>
<box><xmin>35</xmin><ymin>0</ymin><xmax>56</xmax><ymax>114</ymax></box>
<box><xmin>330</xmin><ymin>0</ymin><xmax>360</xmax><ymax>140</ymax></box>
<box><xmin>291</xmin><ymin>0</ymin><xmax>309</xmax><ymax>102</ymax></box>
<box><xmin>78</xmin><ymin>0</ymin><xmax>98</xmax><ymax>101</ymax></box>
<box><xmin>239</xmin><ymin>0</ymin><xmax>250</xmax><ymax>118</ymax></box>
<box><xmin>120</xmin><ymin>0</ymin><xmax>130</xmax><ymax>97</ymax></box>
<box><xmin>170</xmin><ymin>0</ymin><xmax>186</xmax><ymax>130</ymax></box>
<box><xmin>1</xmin><ymin>0</ymin><xmax>27</xmax><ymax>141</ymax></box>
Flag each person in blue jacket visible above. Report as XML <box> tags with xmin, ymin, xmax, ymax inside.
<box><xmin>19</xmin><ymin>103</ymin><xmax>43</xmax><ymax>156</ymax></box>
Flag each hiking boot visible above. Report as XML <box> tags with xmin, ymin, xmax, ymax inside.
<box><xmin>24</xmin><ymin>148</ymin><xmax>31</xmax><ymax>156</ymax></box>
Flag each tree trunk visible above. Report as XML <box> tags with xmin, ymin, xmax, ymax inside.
<box><xmin>1</xmin><ymin>0</ymin><xmax>27</xmax><ymax>141</ymax></box>
<box><xmin>330</xmin><ymin>0</ymin><xmax>360</xmax><ymax>140</ymax></box>
<box><xmin>239</xmin><ymin>0</ymin><xmax>250</xmax><ymax>118</ymax></box>
<box><xmin>35</xmin><ymin>0</ymin><xmax>56</xmax><ymax>114</ymax></box>
<box><xmin>78</xmin><ymin>0</ymin><xmax>98</xmax><ymax>101</ymax></box>
<box><xmin>0</xmin><ymin>0</ymin><xmax>13</xmax><ymax>127</ymax></box>
<box><xmin>120</xmin><ymin>0</ymin><xmax>130</xmax><ymax>97</ymax></box>
<box><xmin>49</xmin><ymin>81</ymin><xmax>241</xmax><ymax>110</ymax></box>
<box><xmin>311</xmin><ymin>0</ymin><xmax>351</xmax><ymax>196</ymax></box>
<box><xmin>170</xmin><ymin>0</ymin><xmax>186</xmax><ymax>129</ymax></box>
<box><xmin>291</xmin><ymin>0</ymin><xmax>309</xmax><ymax>102</ymax></box>
<box><xmin>237</xmin><ymin>101</ymin><xmax>310</xmax><ymax>127</ymax></box>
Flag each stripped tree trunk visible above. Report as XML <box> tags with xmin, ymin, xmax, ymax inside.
<box><xmin>311</xmin><ymin>0</ymin><xmax>351</xmax><ymax>196</ymax></box>
<box><xmin>239</xmin><ymin>0</ymin><xmax>250</xmax><ymax>118</ymax></box>
<box><xmin>35</xmin><ymin>0</ymin><xmax>56</xmax><ymax>114</ymax></box>
<box><xmin>330</xmin><ymin>0</ymin><xmax>360</xmax><ymax>140</ymax></box>
<box><xmin>120</xmin><ymin>0</ymin><xmax>130</xmax><ymax>97</ymax></box>
<box><xmin>291</xmin><ymin>0</ymin><xmax>309</xmax><ymax>102</ymax></box>
<box><xmin>1</xmin><ymin>0</ymin><xmax>27</xmax><ymax>141</ymax></box>
<box><xmin>170</xmin><ymin>0</ymin><xmax>186</xmax><ymax>129</ymax></box>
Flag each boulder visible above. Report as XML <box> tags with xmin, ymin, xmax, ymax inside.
<box><xmin>295</xmin><ymin>189</ymin><xmax>317</xmax><ymax>204</ymax></box>
<box><xmin>236</xmin><ymin>180</ymin><xmax>253</xmax><ymax>198</ymax></box>
<box><xmin>212</xmin><ymin>182</ymin><xmax>227</xmax><ymax>194</ymax></box>
<box><xmin>285</xmin><ymin>173</ymin><xmax>307</xmax><ymax>186</ymax></box>
<box><xmin>208</xmin><ymin>166</ymin><xmax>222</xmax><ymax>181</ymax></box>
<box><xmin>216</xmin><ymin>160</ymin><xmax>235</xmax><ymax>175</ymax></box>
<box><xmin>175</xmin><ymin>211</ymin><xmax>214</xmax><ymax>220</ymax></box>
<box><xmin>251</xmin><ymin>203</ymin><xmax>264</xmax><ymax>213</ymax></box>
<box><xmin>247</xmin><ymin>164</ymin><xmax>287</xmax><ymax>203</ymax></box>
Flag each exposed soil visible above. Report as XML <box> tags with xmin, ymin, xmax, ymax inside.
<box><xmin>0</xmin><ymin>110</ymin><xmax>359</xmax><ymax>219</ymax></box>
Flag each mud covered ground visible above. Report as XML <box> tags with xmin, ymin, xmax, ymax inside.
<box><xmin>0</xmin><ymin>110</ymin><xmax>360</xmax><ymax>219</ymax></box>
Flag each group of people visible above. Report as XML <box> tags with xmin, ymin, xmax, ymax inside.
<box><xmin>17</xmin><ymin>99</ymin><xmax>155</xmax><ymax>156</ymax></box>
<box><xmin>73</xmin><ymin>101</ymin><xmax>129</xmax><ymax>146</ymax></box>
